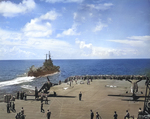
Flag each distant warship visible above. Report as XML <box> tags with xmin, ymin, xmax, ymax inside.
<box><xmin>28</xmin><ymin>51</ymin><xmax>60</xmax><ymax>77</ymax></box>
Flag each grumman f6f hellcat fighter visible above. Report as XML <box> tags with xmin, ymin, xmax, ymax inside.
<box><xmin>108</xmin><ymin>78</ymin><xmax>146</xmax><ymax>101</ymax></box>
<box><xmin>26</xmin><ymin>77</ymin><xmax>76</xmax><ymax>100</ymax></box>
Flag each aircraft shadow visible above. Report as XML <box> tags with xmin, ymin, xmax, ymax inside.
<box><xmin>48</xmin><ymin>94</ymin><xmax>76</xmax><ymax>98</ymax></box>
<box><xmin>108</xmin><ymin>94</ymin><xmax>132</xmax><ymax>97</ymax></box>
<box><xmin>25</xmin><ymin>99</ymin><xmax>51</xmax><ymax>101</ymax></box>
<box><xmin>121</xmin><ymin>99</ymin><xmax>145</xmax><ymax>102</ymax></box>
<box><xmin>108</xmin><ymin>94</ymin><xmax>145</xmax><ymax>102</ymax></box>
<box><xmin>26</xmin><ymin>94</ymin><xmax>76</xmax><ymax>98</ymax></box>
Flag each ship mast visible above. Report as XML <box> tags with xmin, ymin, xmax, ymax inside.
<box><xmin>46</xmin><ymin>54</ymin><xmax>47</xmax><ymax>61</ymax></box>
<box><xmin>49</xmin><ymin>51</ymin><xmax>51</xmax><ymax>60</ymax></box>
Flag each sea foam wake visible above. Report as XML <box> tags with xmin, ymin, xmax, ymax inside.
<box><xmin>0</xmin><ymin>77</ymin><xmax>35</xmax><ymax>87</ymax></box>
<box><xmin>21</xmin><ymin>85</ymin><xmax>35</xmax><ymax>90</ymax></box>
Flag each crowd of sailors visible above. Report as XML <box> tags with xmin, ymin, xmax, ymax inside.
<box><xmin>16</xmin><ymin>91</ymin><xmax>27</xmax><ymax>100</ymax></box>
<box><xmin>4</xmin><ymin>88</ymin><xmax>51</xmax><ymax>119</ymax></box>
<box><xmin>4</xmin><ymin>94</ymin><xmax>25</xmax><ymax>119</ymax></box>
<box><xmin>64</xmin><ymin>75</ymin><xmax>147</xmax><ymax>83</ymax></box>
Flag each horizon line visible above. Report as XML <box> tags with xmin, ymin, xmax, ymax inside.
<box><xmin>0</xmin><ymin>58</ymin><xmax>150</xmax><ymax>60</ymax></box>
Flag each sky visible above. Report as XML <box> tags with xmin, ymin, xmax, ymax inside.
<box><xmin>0</xmin><ymin>0</ymin><xmax>150</xmax><ymax>60</ymax></box>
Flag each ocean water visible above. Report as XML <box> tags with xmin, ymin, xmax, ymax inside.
<box><xmin>0</xmin><ymin>59</ymin><xmax>150</xmax><ymax>95</ymax></box>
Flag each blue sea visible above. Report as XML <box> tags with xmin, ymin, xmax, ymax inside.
<box><xmin>0</xmin><ymin>59</ymin><xmax>150</xmax><ymax>96</ymax></box>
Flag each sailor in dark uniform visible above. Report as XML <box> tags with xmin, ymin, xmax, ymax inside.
<box><xmin>124</xmin><ymin>110</ymin><xmax>130</xmax><ymax>119</ymax></box>
<box><xmin>35</xmin><ymin>87</ymin><xmax>38</xmax><ymax>99</ymax></box>
<box><xmin>9</xmin><ymin>100</ymin><xmax>12</xmax><ymax>109</ymax></box>
<box><xmin>21</xmin><ymin>107</ymin><xmax>24</xmax><ymax>115</ymax></box>
<box><xmin>114</xmin><ymin>111</ymin><xmax>118</xmax><ymax>119</ymax></box>
<box><xmin>15</xmin><ymin>113</ymin><xmax>19</xmax><ymax>119</ymax></box>
<box><xmin>24</xmin><ymin>92</ymin><xmax>27</xmax><ymax>100</ymax></box>
<box><xmin>79</xmin><ymin>92</ymin><xmax>82</xmax><ymax>101</ymax></box>
<box><xmin>7</xmin><ymin>103</ymin><xmax>10</xmax><ymax>113</ymax></box>
<box><xmin>41</xmin><ymin>94</ymin><xmax>43</xmax><ymax>103</ymax></box>
<box><xmin>47</xmin><ymin>110</ymin><xmax>51</xmax><ymax>119</ymax></box>
<box><xmin>17</xmin><ymin>91</ymin><xmax>19</xmax><ymax>99</ymax></box>
<box><xmin>41</xmin><ymin>102</ymin><xmax>44</xmax><ymax>112</ymax></box>
<box><xmin>90</xmin><ymin>110</ymin><xmax>94</xmax><ymax>119</ymax></box>
<box><xmin>45</xmin><ymin>94</ymin><xmax>48</xmax><ymax>104</ymax></box>
<box><xmin>12</xmin><ymin>102</ymin><xmax>16</xmax><ymax>112</ymax></box>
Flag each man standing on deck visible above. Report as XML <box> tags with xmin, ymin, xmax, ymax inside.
<box><xmin>90</xmin><ymin>110</ymin><xmax>94</xmax><ymax>119</ymax></box>
<box><xmin>20</xmin><ymin>91</ymin><xmax>22</xmax><ymax>100</ymax></box>
<box><xmin>35</xmin><ymin>87</ymin><xmax>38</xmax><ymax>99</ymax></box>
<box><xmin>96</xmin><ymin>112</ymin><xmax>102</xmax><ymax>119</ymax></box>
<box><xmin>79</xmin><ymin>92</ymin><xmax>82</xmax><ymax>101</ymax></box>
<box><xmin>41</xmin><ymin>102</ymin><xmax>44</xmax><ymax>113</ymax></box>
<box><xmin>124</xmin><ymin>110</ymin><xmax>130</xmax><ymax>119</ymax></box>
<box><xmin>21</xmin><ymin>107</ymin><xmax>24</xmax><ymax>115</ymax></box>
<box><xmin>45</xmin><ymin>94</ymin><xmax>48</xmax><ymax>104</ymax></box>
<box><xmin>7</xmin><ymin>103</ymin><xmax>10</xmax><ymax>113</ymax></box>
<box><xmin>138</xmin><ymin>108</ymin><xmax>143</xmax><ymax>118</ymax></box>
<box><xmin>12</xmin><ymin>102</ymin><xmax>15</xmax><ymax>112</ymax></box>
<box><xmin>9</xmin><ymin>100</ymin><xmax>11</xmax><ymax>109</ymax></box>
<box><xmin>17</xmin><ymin>91</ymin><xmax>19</xmax><ymax>99</ymax></box>
<box><xmin>24</xmin><ymin>92</ymin><xmax>27</xmax><ymax>100</ymax></box>
<box><xmin>114</xmin><ymin>111</ymin><xmax>118</xmax><ymax>119</ymax></box>
<box><xmin>41</xmin><ymin>93</ymin><xmax>44</xmax><ymax>103</ymax></box>
<box><xmin>47</xmin><ymin>110</ymin><xmax>51</xmax><ymax>119</ymax></box>
<box><xmin>70</xmin><ymin>81</ymin><xmax>71</xmax><ymax>87</ymax></box>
